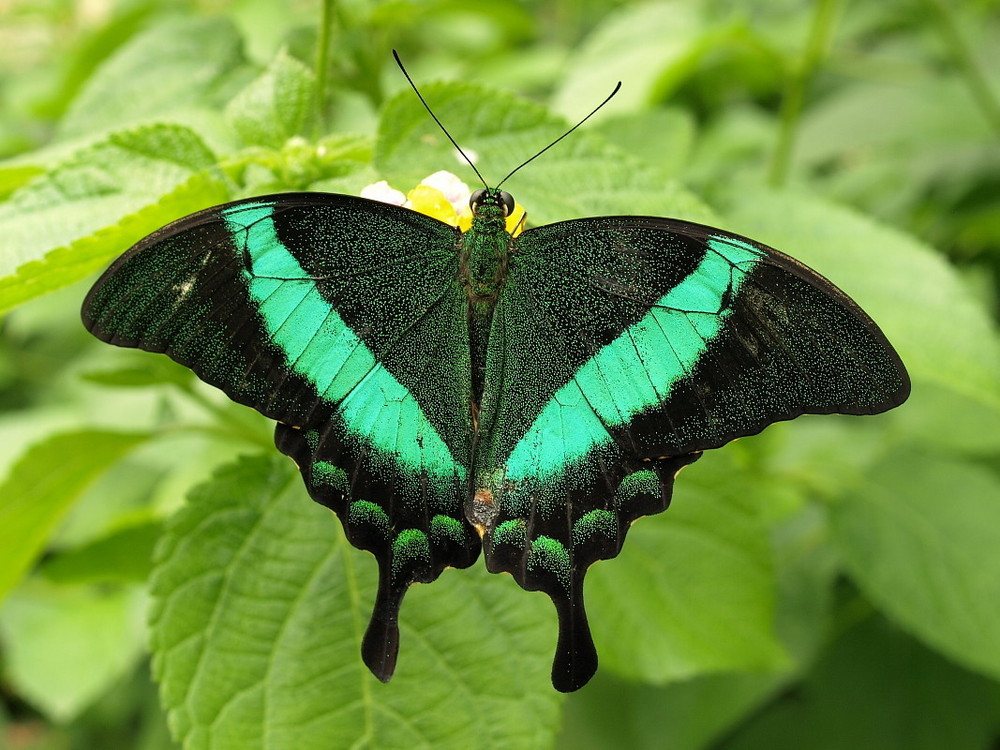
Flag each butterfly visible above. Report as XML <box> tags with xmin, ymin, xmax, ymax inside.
<box><xmin>81</xmin><ymin>62</ymin><xmax>909</xmax><ymax>693</ymax></box>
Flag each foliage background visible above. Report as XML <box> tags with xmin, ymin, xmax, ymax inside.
<box><xmin>1</xmin><ymin>0</ymin><xmax>999</xmax><ymax>748</ymax></box>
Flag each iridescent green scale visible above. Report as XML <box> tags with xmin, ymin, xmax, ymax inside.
<box><xmin>83</xmin><ymin>184</ymin><xmax>909</xmax><ymax>691</ymax></box>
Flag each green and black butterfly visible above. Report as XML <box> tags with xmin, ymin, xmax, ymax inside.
<box><xmin>82</xmin><ymin>63</ymin><xmax>909</xmax><ymax>693</ymax></box>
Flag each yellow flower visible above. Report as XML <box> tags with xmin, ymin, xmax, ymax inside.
<box><xmin>361</xmin><ymin>171</ymin><xmax>526</xmax><ymax>237</ymax></box>
<box><xmin>406</xmin><ymin>184</ymin><xmax>460</xmax><ymax>226</ymax></box>
<box><xmin>504</xmin><ymin>202</ymin><xmax>527</xmax><ymax>237</ymax></box>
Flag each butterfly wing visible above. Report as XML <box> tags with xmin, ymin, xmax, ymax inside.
<box><xmin>475</xmin><ymin>215</ymin><xmax>909</xmax><ymax>691</ymax></box>
<box><xmin>83</xmin><ymin>193</ymin><xmax>480</xmax><ymax>680</ymax></box>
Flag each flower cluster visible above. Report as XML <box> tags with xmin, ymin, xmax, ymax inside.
<box><xmin>361</xmin><ymin>171</ymin><xmax>525</xmax><ymax>236</ymax></box>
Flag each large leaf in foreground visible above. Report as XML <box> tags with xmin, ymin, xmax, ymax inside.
<box><xmin>150</xmin><ymin>455</ymin><xmax>561</xmax><ymax>750</ymax></box>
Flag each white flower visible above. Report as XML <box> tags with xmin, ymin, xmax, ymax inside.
<box><xmin>360</xmin><ymin>180</ymin><xmax>406</xmax><ymax>205</ymax></box>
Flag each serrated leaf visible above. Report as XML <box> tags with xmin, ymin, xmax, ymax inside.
<box><xmin>375</xmin><ymin>82</ymin><xmax>715</xmax><ymax>226</ymax></box>
<box><xmin>225</xmin><ymin>50</ymin><xmax>317</xmax><ymax>148</ymax></box>
<box><xmin>150</xmin><ymin>455</ymin><xmax>562</xmax><ymax>750</ymax></box>
<box><xmin>722</xmin><ymin>190</ymin><xmax>1000</xmax><ymax>414</ymax></box>
<box><xmin>830</xmin><ymin>452</ymin><xmax>1000</xmax><ymax>682</ymax></box>
<box><xmin>58</xmin><ymin>17</ymin><xmax>250</xmax><ymax>139</ymax></box>
<box><xmin>0</xmin><ymin>430</ymin><xmax>150</xmax><ymax>601</ymax></box>
<box><xmin>0</xmin><ymin>164</ymin><xmax>44</xmax><ymax>200</ymax></box>
<box><xmin>0</xmin><ymin>582</ymin><xmax>147</xmax><ymax>722</ymax></box>
<box><xmin>587</xmin><ymin>459</ymin><xmax>786</xmax><ymax>684</ymax></box>
<box><xmin>0</xmin><ymin>124</ymin><xmax>229</xmax><ymax>314</ymax></box>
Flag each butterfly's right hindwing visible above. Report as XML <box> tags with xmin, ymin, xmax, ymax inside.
<box><xmin>83</xmin><ymin>193</ymin><xmax>480</xmax><ymax>681</ymax></box>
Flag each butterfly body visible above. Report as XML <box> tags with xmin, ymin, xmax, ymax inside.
<box><xmin>84</xmin><ymin>186</ymin><xmax>909</xmax><ymax>692</ymax></box>
<box><xmin>461</xmin><ymin>193</ymin><xmax>512</xmax><ymax>303</ymax></box>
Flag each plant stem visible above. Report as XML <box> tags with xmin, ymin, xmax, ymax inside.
<box><xmin>175</xmin><ymin>382</ymin><xmax>272</xmax><ymax>449</ymax></box>
<box><xmin>923</xmin><ymin>0</ymin><xmax>1000</xmax><ymax>137</ymax></box>
<box><xmin>768</xmin><ymin>0</ymin><xmax>842</xmax><ymax>188</ymax></box>
<box><xmin>314</xmin><ymin>0</ymin><xmax>336</xmax><ymax>136</ymax></box>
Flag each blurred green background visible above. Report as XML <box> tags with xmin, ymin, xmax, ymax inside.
<box><xmin>1</xmin><ymin>0</ymin><xmax>999</xmax><ymax>748</ymax></box>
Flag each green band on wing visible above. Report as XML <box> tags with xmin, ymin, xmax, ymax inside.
<box><xmin>505</xmin><ymin>236</ymin><xmax>760</xmax><ymax>481</ymax></box>
<box><xmin>223</xmin><ymin>202</ymin><xmax>465</xmax><ymax>482</ymax></box>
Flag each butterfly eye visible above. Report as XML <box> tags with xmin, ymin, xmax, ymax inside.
<box><xmin>499</xmin><ymin>191</ymin><xmax>515</xmax><ymax>216</ymax></box>
<box><xmin>469</xmin><ymin>189</ymin><xmax>487</xmax><ymax>210</ymax></box>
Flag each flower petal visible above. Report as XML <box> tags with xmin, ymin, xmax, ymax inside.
<box><xmin>360</xmin><ymin>180</ymin><xmax>406</xmax><ymax>206</ymax></box>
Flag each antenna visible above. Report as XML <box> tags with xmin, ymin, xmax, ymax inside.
<box><xmin>392</xmin><ymin>50</ymin><xmax>489</xmax><ymax>190</ymax></box>
<box><xmin>392</xmin><ymin>49</ymin><xmax>621</xmax><ymax>191</ymax></box>
<box><xmin>495</xmin><ymin>81</ymin><xmax>621</xmax><ymax>190</ymax></box>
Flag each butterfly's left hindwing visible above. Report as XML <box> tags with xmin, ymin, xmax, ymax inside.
<box><xmin>83</xmin><ymin>193</ymin><xmax>480</xmax><ymax>680</ymax></box>
<box><xmin>475</xmin><ymin>216</ymin><xmax>909</xmax><ymax>691</ymax></box>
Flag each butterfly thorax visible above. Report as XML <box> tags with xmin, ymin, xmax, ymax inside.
<box><xmin>460</xmin><ymin>201</ymin><xmax>512</xmax><ymax>303</ymax></box>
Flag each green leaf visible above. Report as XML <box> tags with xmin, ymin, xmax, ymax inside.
<box><xmin>150</xmin><ymin>455</ymin><xmax>562</xmax><ymax>750</ymax></box>
<box><xmin>550</xmin><ymin>0</ymin><xmax>718</xmax><ymax>117</ymax></box>
<box><xmin>0</xmin><ymin>164</ymin><xmax>45</xmax><ymax>200</ymax></box>
<box><xmin>722</xmin><ymin>190</ymin><xmax>1000</xmax><ymax>414</ymax></box>
<box><xmin>715</xmin><ymin>616</ymin><xmax>1000</xmax><ymax>750</ymax></box>
<box><xmin>558</xmin><ymin>505</ymin><xmax>836</xmax><ymax>750</ymax></box>
<box><xmin>830</xmin><ymin>451</ymin><xmax>1000</xmax><ymax>682</ymax></box>
<box><xmin>374</xmin><ymin>82</ymin><xmax>715</xmax><ymax>226</ymax></box>
<box><xmin>225</xmin><ymin>50</ymin><xmax>317</xmax><ymax>148</ymax></box>
<box><xmin>0</xmin><ymin>430</ymin><xmax>150</xmax><ymax>602</ymax></box>
<box><xmin>41</xmin><ymin>519</ymin><xmax>163</xmax><ymax>585</ymax></box>
<box><xmin>0</xmin><ymin>582</ymin><xmax>148</xmax><ymax>722</ymax></box>
<box><xmin>0</xmin><ymin>124</ymin><xmax>229</xmax><ymax>314</ymax></box>
<box><xmin>592</xmin><ymin>108</ymin><xmax>696</xmax><ymax>175</ymax></box>
<box><xmin>82</xmin><ymin>355</ymin><xmax>195</xmax><ymax>389</ymax></box>
<box><xmin>58</xmin><ymin>17</ymin><xmax>250</xmax><ymax>139</ymax></box>
<box><xmin>587</xmin><ymin>455</ymin><xmax>787</xmax><ymax>684</ymax></box>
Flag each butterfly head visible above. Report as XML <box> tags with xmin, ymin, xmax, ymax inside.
<box><xmin>469</xmin><ymin>187</ymin><xmax>526</xmax><ymax>236</ymax></box>
<box><xmin>470</xmin><ymin>188</ymin><xmax>515</xmax><ymax>217</ymax></box>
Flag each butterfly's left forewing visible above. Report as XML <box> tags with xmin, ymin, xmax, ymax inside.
<box><xmin>83</xmin><ymin>194</ymin><xmax>480</xmax><ymax>680</ymax></box>
<box><xmin>475</xmin><ymin>216</ymin><xmax>909</xmax><ymax>691</ymax></box>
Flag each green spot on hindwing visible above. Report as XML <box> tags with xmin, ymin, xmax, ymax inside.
<box><xmin>391</xmin><ymin>528</ymin><xmax>431</xmax><ymax>581</ymax></box>
<box><xmin>304</xmin><ymin>429</ymin><xmax>321</xmax><ymax>451</ymax></box>
<box><xmin>572</xmin><ymin>510</ymin><xmax>618</xmax><ymax>548</ymax></box>
<box><xmin>528</xmin><ymin>536</ymin><xmax>572</xmax><ymax>592</ymax></box>
<box><xmin>430</xmin><ymin>514</ymin><xmax>466</xmax><ymax>547</ymax></box>
<box><xmin>347</xmin><ymin>500</ymin><xmax>390</xmax><ymax>537</ymax></box>
<box><xmin>312</xmin><ymin>460</ymin><xmax>349</xmax><ymax>492</ymax></box>
<box><xmin>492</xmin><ymin>519</ymin><xmax>527</xmax><ymax>547</ymax></box>
<box><xmin>614</xmin><ymin>469</ymin><xmax>660</xmax><ymax>512</ymax></box>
